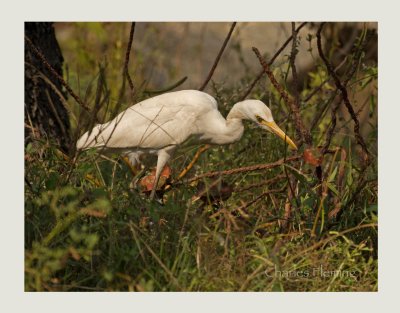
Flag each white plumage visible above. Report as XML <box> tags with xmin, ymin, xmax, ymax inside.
<box><xmin>77</xmin><ymin>90</ymin><xmax>297</xmax><ymax>199</ymax></box>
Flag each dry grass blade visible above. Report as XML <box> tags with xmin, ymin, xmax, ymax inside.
<box><xmin>129</xmin><ymin>222</ymin><xmax>182</xmax><ymax>290</ymax></box>
<box><xmin>290</xmin><ymin>223</ymin><xmax>377</xmax><ymax>263</ymax></box>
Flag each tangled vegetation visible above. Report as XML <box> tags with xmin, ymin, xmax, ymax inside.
<box><xmin>25</xmin><ymin>22</ymin><xmax>377</xmax><ymax>291</ymax></box>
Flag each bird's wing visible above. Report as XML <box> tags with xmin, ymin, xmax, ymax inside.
<box><xmin>77</xmin><ymin>90</ymin><xmax>217</xmax><ymax>150</ymax></box>
<box><xmin>86</xmin><ymin>104</ymin><xmax>207</xmax><ymax>150</ymax></box>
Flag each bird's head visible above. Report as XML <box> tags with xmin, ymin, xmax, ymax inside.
<box><xmin>237</xmin><ymin>100</ymin><xmax>298</xmax><ymax>150</ymax></box>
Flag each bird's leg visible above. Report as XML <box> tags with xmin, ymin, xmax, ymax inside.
<box><xmin>149</xmin><ymin>149</ymin><xmax>172</xmax><ymax>200</ymax></box>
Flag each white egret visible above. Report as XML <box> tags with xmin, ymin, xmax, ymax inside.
<box><xmin>77</xmin><ymin>90</ymin><xmax>297</xmax><ymax>199</ymax></box>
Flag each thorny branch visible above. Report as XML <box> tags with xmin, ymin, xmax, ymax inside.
<box><xmin>25</xmin><ymin>35</ymin><xmax>92</xmax><ymax>115</ymax></box>
<box><xmin>199</xmin><ymin>22</ymin><xmax>237</xmax><ymax>91</ymax></box>
<box><xmin>316</xmin><ymin>22</ymin><xmax>369</xmax><ymax>161</ymax></box>
<box><xmin>241</xmin><ymin>22</ymin><xmax>308</xmax><ymax>101</ymax></box>
<box><xmin>252</xmin><ymin>47</ymin><xmax>312</xmax><ymax>147</ymax></box>
<box><xmin>183</xmin><ymin>155</ymin><xmax>301</xmax><ymax>184</ymax></box>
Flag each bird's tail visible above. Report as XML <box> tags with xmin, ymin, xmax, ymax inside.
<box><xmin>76</xmin><ymin>124</ymin><xmax>106</xmax><ymax>150</ymax></box>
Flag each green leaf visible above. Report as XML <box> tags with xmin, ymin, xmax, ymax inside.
<box><xmin>369</xmin><ymin>94</ymin><xmax>376</xmax><ymax>118</ymax></box>
<box><xmin>365</xmin><ymin>204</ymin><xmax>378</xmax><ymax>213</ymax></box>
<box><xmin>327</xmin><ymin>166</ymin><xmax>338</xmax><ymax>183</ymax></box>
<box><xmin>84</xmin><ymin>233</ymin><xmax>99</xmax><ymax>249</ymax></box>
<box><xmin>46</xmin><ymin>171</ymin><xmax>60</xmax><ymax>190</ymax></box>
<box><xmin>327</xmin><ymin>182</ymin><xmax>339</xmax><ymax>196</ymax></box>
<box><xmin>283</xmin><ymin>164</ymin><xmax>312</xmax><ymax>185</ymax></box>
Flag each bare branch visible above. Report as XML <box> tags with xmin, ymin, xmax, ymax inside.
<box><xmin>241</xmin><ymin>22</ymin><xmax>308</xmax><ymax>100</ymax></box>
<box><xmin>234</xmin><ymin>175</ymin><xmax>285</xmax><ymax>193</ymax></box>
<box><xmin>199</xmin><ymin>22</ymin><xmax>237</xmax><ymax>91</ymax></box>
<box><xmin>144</xmin><ymin>76</ymin><xmax>188</xmax><ymax>95</ymax></box>
<box><xmin>321</xmin><ymin>97</ymin><xmax>341</xmax><ymax>154</ymax></box>
<box><xmin>316</xmin><ymin>23</ymin><xmax>369</xmax><ymax>161</ymax></box>
<box><xmin>289</xmin><ymin>22</ymin><xmax>300</xmax><ymax>110</ymax></box>
<box><xmin>124</xmin><ymin>22</ymin><xmax>136</xmax><ymax>101</ymax></box>
<box><xmin>25</xmin><ymin>35</ymin><xmax>92</xmax><ymax>115</ymax></box>
<box><xmin>233</xmin><ymin>187</ymin><xmax>286</xmax><ymax>215</ymax></box>
<box><xmin>252</xmin><ymin>47</ymin><xmax>312</xmax><ymax>146</ymax></box>
<box><xmin>184</xmin><ymin>155</ymin><xmax>301</xmax><ymax>184</ymax></box>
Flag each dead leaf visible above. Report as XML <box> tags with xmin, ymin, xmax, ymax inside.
<box><xmin>303</xmin><ymin>148</ymin><xmax>323</xmax><ymax>166</ymax></box>
<box><xmin>80</xmin><ymin>208</ymin><xmax>107</xmax><ymax>218</ymax></box>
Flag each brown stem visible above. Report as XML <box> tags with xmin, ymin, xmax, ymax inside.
<box><xmin>289</xmin><ymin>22</ymin><xmax>300</xmax><ymax>110</ymax></box>
<box><xmin>25</xmin><ymin>35</ymin><xmax>91</xmax><ymax>114</ymax></box>
<box><xmin>241</xmin><ymin>22</ymin><xmax>308</xmax><ymax>100</ymax></box>
<box><xmin>322</xmin><ymin>97</ymin><xmax>341</xmax><ymax>154</ymax></box>
<box><xmin>199</xmin><ymin>22</ymin><xmax>237</xmax><ymax>91</ymax></box>
<box><xmin>183</xmin><ymin>155</ymin><xmax>301</xmax><ymax>184</ymax></box>
<box><xmin>234</xmin><ymin>175</ymin><xmax>285</xmax><ymax>193</ymax></box>
<box><xmin>316</xmin><ymin>22</ymin><xmax>369</xmax><ymax>161</ymax></box>
<box><xmin>252</xmin><ymin>47</ymin><xmax>312</xmax><ymax>146</ymax></box>
<box><xmin>124</xmin><ymin>22</ymin><xmax>136</xmax><ymax>101</ymax></box>
<box><xmin>233</xmin><ymin>187</ymin><xmax>286</xmax><ymax>215</ymax></box>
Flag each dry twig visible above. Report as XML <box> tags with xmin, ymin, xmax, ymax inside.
<box><xmin>184</xmin><ymin>155</ymin><xmax>301</xmax><ymax>184</ymax></box>
<box><xmin>199</xmin><ymin>22</ymin><xmax>237</xmax><ymax>91</ymax></box>
<box><xmin>25</xmin><ymin>35</ymin><xmax>91</xmax><ymax>114</ymax></box>
<box><xmin>241</xmin><ymin>22</ymin><xmax>308</xmax><ymax>100</ymax></box>
<box><xmin>289</xmin><ymin>22</ymin><xmax>301</xmax><ymax>110</ymax></box>
<box><xmin>234</xmin><ymin>175</ymin><xmax>285</xmax><ymax>193</ymax></box>
<box><xmin>252</xmin><ymin>47</ymin><xmax>312</xmax><ymax>146</ymax></box>
<box><xmin>124</xmin><ymin>22</ymin><xmax>136</xmax><ymax>101</ymax></box>
<box><xmin>316</xmin><ymin>23</ymin><xmax>369</xmax><ymax>161</ymax></box>
<box><xmin>234</xmin><ymin>186</ymin><xmax>286</xmax><ymax>215</ymax></box>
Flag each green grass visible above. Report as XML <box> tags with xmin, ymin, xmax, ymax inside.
<box><xmin>24</xmin><ymin>111</ymin><xmax>377</xmax><ymax>291</ymax></box>
<box><xmin>25</xmin><ymin>22</ymin><xmax>378</xmax><ymax>291</ymax></box>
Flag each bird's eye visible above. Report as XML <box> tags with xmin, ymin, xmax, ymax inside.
<box><xmin>256</xmin><ymin>115</ymin><xmax>264</xmax><ymax>123</ymax></box>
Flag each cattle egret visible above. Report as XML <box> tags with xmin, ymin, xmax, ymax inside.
<box><xmin>77</xmin><ymin>90</ymin><xmax>297</xmax><ymax>199</ymax></box>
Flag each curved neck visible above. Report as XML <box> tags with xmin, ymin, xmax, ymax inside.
<box><xmin>216</xmin><ymin>118</ymin><xmax>244</xmax><ymax>144</ymax></box>
<box><xmin>227</xmin><ymin>101</ymin><xmax>247</xmax><ymax>120</ymax></box>
<box><xmin>198</xmin><ymin>102</ymin><xmax>247</xmax><ymax>145</ymax></box>
<box><xmin>206</xmin><ymin>104</ymin><xmax>245</xmax><ymax>145</ymax></box>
